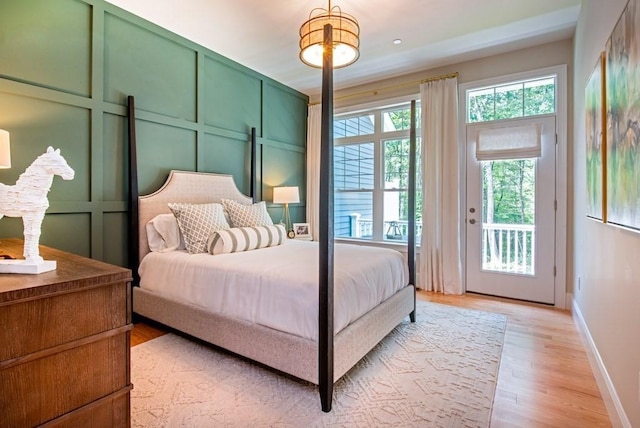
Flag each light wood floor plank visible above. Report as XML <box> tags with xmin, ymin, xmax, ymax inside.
<box><xmin>420</xmin><ymin>291</ymin><xmax>611</xmax><ymax>427</ymax></box>
<box><xmin>131</xmin><ymin>290</ymin><xmax>612</xmax><ymax>427</ymax></box>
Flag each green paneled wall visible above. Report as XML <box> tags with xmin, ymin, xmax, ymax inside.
<box><xmin>0</xmin><ymin>0</ymin><xmax>308</xmax><ymax>266</ymax></box>
<box><xmin>1</xmin><ymin>0</ymin><xmax>92</xmax><ymax>96</ymax></box>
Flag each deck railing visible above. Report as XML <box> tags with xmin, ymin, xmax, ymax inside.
<box><xmin>347</xmin><ymin>214</ymin><xmax>422</xmax><ymax>241</ymax></box>
<box><xmin>482</xmin><ymin>223</ymin><xmax>535</xmax><ymax>275</ymax></box>
<box><xmin>346</xmin><ymin>215</ymin><xmax>534</xmax><ymax>274</ymax></box>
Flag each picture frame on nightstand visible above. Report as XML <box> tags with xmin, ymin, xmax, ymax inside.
<box><xmin>293</xmin><ymin>222</ymin><xmax>312</xmax><ymax>240</ymax></box>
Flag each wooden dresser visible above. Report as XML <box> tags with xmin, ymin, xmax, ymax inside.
<box><xmin>0</xmin><ymin>238</ymin><xmax>133</xmax><ymax>428</ymax></box>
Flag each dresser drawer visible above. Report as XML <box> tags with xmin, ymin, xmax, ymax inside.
<box><xmin>0</xmin><ymin>333</ymin><xmax>129</xmax><ymax>428</ymax></box>
<box><xmin>0</xmin><ymin>282</ymin><xmax>128</xmax><ymax>361</ymax></box>
<box><xmin>42</xmin><ymin>389</ymin><xmax>130</xmax><ymax>428</ymax></box>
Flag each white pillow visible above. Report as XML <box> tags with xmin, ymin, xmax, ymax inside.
<box><xmin>222</xmin><ymin>199</ymin><xmax>274</xmax><ymax>227</ymax></box>
<box><xmin>207</xmin><ymin>224</ymin><xmax>286</xmax><ymax>255</ymax></box>
<box><xmin>146</xmin><ymin>214</ymin><xmax>185</xmax><ymax>252</ymax></box>
<box><xmin>168</xmin><ymin>202</ymin><xmax>230</xmax><ymax>254</ymax></box>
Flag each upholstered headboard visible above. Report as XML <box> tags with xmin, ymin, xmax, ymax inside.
<box><xmin>138</xmin><ymin>170</ymin><xmax>252</xmax><ymax>262</ymax></box>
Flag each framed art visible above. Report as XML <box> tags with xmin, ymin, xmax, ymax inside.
<box><xmin>293</xmin><ymin>222</ymin><xmax>311</xmax><ymax>239</ymax></box>
<box><xmin>585</xmin><ymin>52</ymin><xmax>607</xmax><ymax>221</ymax></box>
<box><xmin>606</xmin><ymin>0</ymin><xmax>640</xmax><ymax>230</ymax></box>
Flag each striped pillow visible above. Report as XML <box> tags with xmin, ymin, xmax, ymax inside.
<box><xmin>207</xmin><ymin>224</ymin><xmax>286</xmax><ymax>255</ymax></box>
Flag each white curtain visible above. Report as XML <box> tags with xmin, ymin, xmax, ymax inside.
<box><xmin>306</xmin><ymin>104</ymin><xmax>322</xmax><ymax>241</ymax></box>
<box><xmin>418</xmin><ymin>77</ymin><xmax>463</xmax><ymax>294</ymax></box>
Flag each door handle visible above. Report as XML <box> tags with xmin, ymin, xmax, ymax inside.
<box><xmin>469</xmin><ymin>218</ymin><xmax>476</xmax><ymax>224</ymax></box>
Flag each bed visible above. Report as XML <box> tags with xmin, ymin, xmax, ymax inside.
<box><xmin>127</xmin><ymin>97</ymin><xmax>418</xmax><ymax>412</ymax></box>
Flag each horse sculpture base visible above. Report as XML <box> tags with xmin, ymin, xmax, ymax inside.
<box><xmin>0</xmin><ymin>259</ymin><xmax>56</xmax><ymax>274</ymax></box>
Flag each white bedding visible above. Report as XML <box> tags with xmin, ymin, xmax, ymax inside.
<box><xmin>138</xmin><ymin>239</ymin><xmax>408</xmax><ymax>340</ymax></box>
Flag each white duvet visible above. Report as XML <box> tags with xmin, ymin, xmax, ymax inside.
<box><xmin>138</xmin><ymin>239</ymin><xmax>408</xmax><ymax>340</ymax></box>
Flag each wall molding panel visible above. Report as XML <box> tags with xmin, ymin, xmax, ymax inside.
<box><xmin>0</xmin><ymin>0</ymin><xmax>308</xmax><ymax>266</ymax></box>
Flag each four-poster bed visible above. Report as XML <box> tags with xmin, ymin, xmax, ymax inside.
<box><xmin>127</xmin><ymin>30</ymin><xmax>417</xmax><ymax>410</ymax></box>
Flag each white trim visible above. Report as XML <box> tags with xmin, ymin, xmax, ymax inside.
<box><xmin>555</xmin><ymin>64</ymin><xmax>568</xmax><ymax>309</ymax></box>
<box><xmin>334</xmin><ymin>101</ymin><xmax>417</xmax><ymax>242</ymax></box>
<box><xmin>572</xmin><ymin>299</ymin><xmax>631</xmax><ymax>428</ymax></box>
<box><xmin>458</xmin><ymin>64</ymin><xmax>568</xmax><ymax>308</ymax></box>
<box><xmin>334</xmin><ymin>93</ymin><xmax>420</xmax><ymax>115</ymax></box>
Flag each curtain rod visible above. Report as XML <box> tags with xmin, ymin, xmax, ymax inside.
<box><xmin>309</xmin><ymin>71</ymin><xmax>459</xmax><ymax>106</ymax></box>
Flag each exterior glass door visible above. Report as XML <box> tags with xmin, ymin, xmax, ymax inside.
<box><xmin>466</xmin><ymin>116</ymin><xmax>556</xmax><ymax>304</ymax></box>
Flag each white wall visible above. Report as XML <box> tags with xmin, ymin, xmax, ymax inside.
<box><xmin>310</xmin><ymin>39</ymin><xmax>573</xmax><ymax>108</ymax></box>
<box><xmin>573</xmin><ymin>1</ymin><xmax>640</xmax><ymax>426</ymax></box>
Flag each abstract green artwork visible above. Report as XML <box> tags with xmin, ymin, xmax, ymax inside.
<box><xmin>586</xmin><ymin>52</ymin><xmax>606</xmax><ymax>221</ymax></box>
<box><xmin>606</xmin><ymin>0</ymin><xmax>640</xmax><ymax>230</ymax></box>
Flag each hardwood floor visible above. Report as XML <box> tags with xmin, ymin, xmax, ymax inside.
<box><xmin>131</xmin><ymin>291</ymin><xmax>611</xmax><ymax>427</ymax></box>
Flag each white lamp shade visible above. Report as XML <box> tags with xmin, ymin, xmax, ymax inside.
<box><xmin>0</xmin><ymin>129</ymin><xmax>11</xmax><ymax>169</ymax></box>
<box><xmin>273</xmin><ymin>186</ymin><xmax>300</xmax><ymax>204</ymax></box>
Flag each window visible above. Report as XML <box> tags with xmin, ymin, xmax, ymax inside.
<box><xmin>334</xmin><ymin>102</ymin><xmax>421</xmax><ymax>242</ymax></box>
<box><xmin>467</xmin><ymin>76</ymin><xmax>555</xmax><ymax>123</ymax></box>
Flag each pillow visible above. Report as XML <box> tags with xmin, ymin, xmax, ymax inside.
<box><xmin>146</xmin><ymin>213</ymin><xmax>184</xmax><ymax>252</ymax></box>
<box><xmin>168</xmin><ymin>202</ymin><xmax>230</xmax><ymax>254</ymax></box>
<box><xmin>221</xmin><ymin>199</ymin><xmax>274</xmax><ymax>227</ymax></box>
<box><xmin>207</xmin><ymin>224</ymin><xmax>286</xmax><ymax>255</ymax></box>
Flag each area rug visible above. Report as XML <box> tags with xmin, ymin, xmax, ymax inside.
<box><xmin>130</xmin><ymin>301</ymin><xmax>506</xmax><ymax>427</ymax></box>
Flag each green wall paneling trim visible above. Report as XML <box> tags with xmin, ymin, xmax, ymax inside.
<box><xmin>262</xmin><ymin>145</ymin><xmax>306</xmax><ymax>203</ymax></box>
<box><xmin>204</xmin><ymin>58</ymin><xmax>262</xmax><ymax>134</ymax></box>
<box><xmin>103</xmin><ymin>113</ymin><xmax>127</xmax><ymax>201</ymax></box>
<box><xmin>104</xmin><ymin>12</ymin><xmax>198</xmax><ymax>121</ymax></box>
<box><xmin>135</xmin><ymin>121</ymin><xmax>198</xmax><ymax>195</ymax></box>
<box><xmin>0</xmin><ymin>0</ymin><xmax>308</xmax><ymax>266</ymax></box>
<box><xmin>43</xmin><ymin>213</ymin><xmax>92</xmax><ymax>258</ymax></box>
<box><xmin>103</xmin><ymin>212</ymin><xmax>128</xmax><ymax>267</ymax></box>
<box><xmin>263</xmin><ymin>82</ymin><xmax>308</xmax><ymax>147</ymax></box>
<box><xmin>201</xmin><ymin>134</ymin><xmax>251</xmax><ymax>195</ymax></box>
<box><xmin>0</xmin><ymin>0</ymin><xmax>92</xmax><ymax>97</ymax></box>
<box><xmin>0</xmin><ymin>92</ymin><xmax>91</xmax><ymax>201</ymax></box>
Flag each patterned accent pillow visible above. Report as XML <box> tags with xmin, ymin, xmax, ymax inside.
<box><xmin>222</xmin><ymin>199</ymin><xmax>274</xmax><ymax>227</ymax></box>
<box><xmin>207</xmin><ymin>224</ymin><xmax>286</xmax><ymax>255</ymax></box>
<box><xmin>168</xmin><ymin>202</ymin><xmax>230</xmax><ymax>254</ymax></box>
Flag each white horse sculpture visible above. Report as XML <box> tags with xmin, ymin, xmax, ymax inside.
<box><xmin>0</xmin><ymin>146</ymin><xmax>74</xmax><ymax>264</ymax></box>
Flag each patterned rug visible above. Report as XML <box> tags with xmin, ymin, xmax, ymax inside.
<box><xmin>130</xmin><ymin>301</ymin><xmax>506</xmax><ymax>427</ymax></box>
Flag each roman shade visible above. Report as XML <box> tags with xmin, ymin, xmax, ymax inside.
<box><xmin>476</xmin><ymin>124</ymin><xmax>542</xmax><ymax>161</ymax></box>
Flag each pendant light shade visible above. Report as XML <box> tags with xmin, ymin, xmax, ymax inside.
<box><xmin>299</xmin><ymin>1</ymin><xmax>360</xmax><ymax>68</ymax></box>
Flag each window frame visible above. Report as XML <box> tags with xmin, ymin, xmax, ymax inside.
<box><xmin>457</xmin><ymin>64</ymin><xmax>568</xmax><ymax>308</ymax></box>
<box><xmin>334</xmin><ymin>97</ymin><xmax>420</xmax><ymax>243</ymax></box>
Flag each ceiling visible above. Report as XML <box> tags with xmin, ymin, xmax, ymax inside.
<box><xmin>104</xmin><ymin>0</ymin><xmax>581</xmax><ymax>97</ymax></box>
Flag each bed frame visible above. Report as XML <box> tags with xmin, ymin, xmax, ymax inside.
<box><xmin>127</xmin><ymin>95</ymin><xmax>417</xmax><ymax>412</ymax></box>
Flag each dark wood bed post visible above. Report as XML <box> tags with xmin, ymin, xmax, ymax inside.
<box><xmin>127</xmin><ymin>95</ymin><xmax>140</xmax><ymax>285</ymax></box>
<box><xmin>408</xmin><ymin>100</ymin><xmax>417</xmax><ymax>322</ymax></box>
<box><xmin>318</xmin><ymin>23</ymin><xmax>335</xmax><ymax>413</ymax></box>
<box><xmin>250</xmin><ymin>127</ymin><xmax>257</xmax><ymax>202</ymax></box>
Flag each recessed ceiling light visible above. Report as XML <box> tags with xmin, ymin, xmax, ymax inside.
<box><xmin>393</xmin><ymin>39</ymin><xmax>402</xmax><ymax>45</ymax></box>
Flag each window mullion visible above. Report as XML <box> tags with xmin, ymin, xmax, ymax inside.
<box><xmin>334</xmin><ymin>101</ymin><xmax>421</xmax><ymax>242</ymax></box>
<box><xmin>372</xmin><ymin>111</ymin><xmax>384</xmax><ymax>241</ymax></box>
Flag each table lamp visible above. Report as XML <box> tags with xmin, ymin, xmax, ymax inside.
<box><xmin>273</xmin><ymin>186</ymin><xmax>300</xmax><ymax>238</ymax></box>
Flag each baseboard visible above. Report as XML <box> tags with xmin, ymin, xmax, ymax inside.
<box><xmin>572</xmin><ymin>298</ymin><xmax>631</xmax><ymax>428</ymax></box>
<box><xmin>566</xmin><ymin>292</ymin><xmax>573</xmax><ymax>311</ymax></box>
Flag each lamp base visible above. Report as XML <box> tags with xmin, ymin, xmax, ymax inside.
<box><xmin>0</xmin><ymin>259</ymin><xmax>56</xmax><ymax>274</ymax></box>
